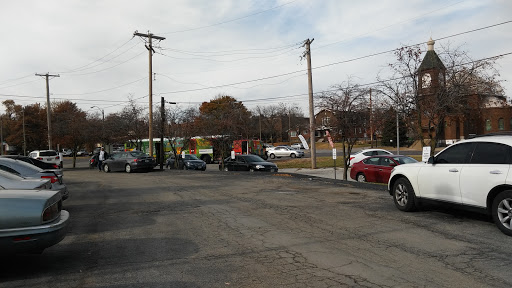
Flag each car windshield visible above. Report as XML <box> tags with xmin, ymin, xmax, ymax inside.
<box><xmin>40</xmin><ymin>151</ymin><xmax>58</xmax><ymax>156</ymax></box>
<box><xmin>244</xmin><ymin>155</ymin><xmax>265</xmax><ymax>163</ymax></box>
<box><xmin>130</xmin><ymin>151</ymin><xmax>148</xmax><ymax>158</ymax></box>
<box><xmin>392</xmin><ymin>156</ymin><xmax>418</xmax><ymax>164</ymax></box>
<box><xmin>184</xmin><ymin>155</ymin><xmax>199</xmax><ymax>160</ymax></box>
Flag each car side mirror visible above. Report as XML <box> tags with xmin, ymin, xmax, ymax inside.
<box><xmin>428</xmin><ymin>156</ymin><xmax>435</xmax><ymax>164</ymax></box>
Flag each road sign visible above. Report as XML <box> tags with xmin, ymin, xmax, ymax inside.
<box><xmin>332</xmin><ymin>148</ymin><xmax>337</xmax><ymax>159</ymax></box>
<box><xmin>422</xmin><ymin>146</ymin><xmax>431</xmax><ymax>162</ymax></box>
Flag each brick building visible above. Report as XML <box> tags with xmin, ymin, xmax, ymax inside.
<box><xmin>417</xmin><ymin>38</ymin><xmax>510</xmax><ymax>143</ymax></box>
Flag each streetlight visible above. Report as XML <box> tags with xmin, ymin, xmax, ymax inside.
<box><xmin>90</xmin><ymin>106</ymin><xmax>105</xmax><ymax>148</ymax></box>
<box><xmin>160</xmin><ymin>97</ymin><xmax>176</xmax><ymax>170</ymax></box>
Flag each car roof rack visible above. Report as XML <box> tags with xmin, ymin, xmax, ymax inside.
<box><xmin>468</xmin><ymin>131</ymin><xmax>512</xmax><ymax>139</ymax></box>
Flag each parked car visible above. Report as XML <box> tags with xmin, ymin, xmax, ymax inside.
<box><xmin>103</xmin><ymin>151</ymin><xmax>156</xmax><ymax>173</ymax></box>
<box><xmin>166</xmin><ymin>154</ymin><xmax>206</xmax><ymax>170</ymax></box>
<box><xmin>266</xmin><ymin>146</ymin><xmax>304</xmax><ymax>159</ymax></box>
<box><xmin>1</xmin><ymin>155</ymin><xmax>63</xmax><ymax>177</ymax></box>
<box><xmin>28</xmin><ymin>150</ymin><xmax>62</xmax><ymax>168</ymax></box>
<box><xmin>0</xmin><ymin>169</ymin><xmax>52</xmax><ymax>190</ymax></box>
<box><xmin>220</xmin><ymin>155</ymin><xmax>278</xmax><ymax>172</ymax></box>
<box><xmin>61</xmin><ymin>149</ymin><xmax>73</xmax><ymax>157</ymax></box>
<box><xmin>0</xmin><ymin>188</ymin><xmax>69</xmax><ymax>255</ymax></box>
<box><xmin>348</xmin><ymin>149</ymin><xmax>393</xmax><ymax>166</ymax></box>
<box><xmin>388</xmin><ymin>135</ymin><xmax>512</xmax><ymax>236</ymax></box>
<box><xmin>291</xmin><ymin>143</ymin><xmax>304</xmax><ymax>150</ymax></box>
<box><xmin>89</xmin><ymin>154</ymin><xmax>99</xmax><ymax>169</ymax></box>
<box><xmin>0</xmin><ymin>158</ymin><xmax>68</xmax><ymax>200</ymax></box>
<box><xmin>76</xmin><ymin>150</ymin><xmax>89</xmax><ymax>156</ymax></box>
<box><xmin>350</xmin><ymin>155</ymin><xmax>418</xmax><ymax>183</ymax></box>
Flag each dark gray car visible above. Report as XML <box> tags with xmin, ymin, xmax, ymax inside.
<box><xmin>0</xmin><ymin>158</ymin><xmax>68</xmax><ymax>200</ymax></box>
<box><xmin>166</xmin><ymin>154</ymin><xmax>206</xmax><ymax>170</ymax></box>
<box><xmin>103</xmin><ymin>151</ymin><xmax>156</xmax><ymax>173</ymax></box>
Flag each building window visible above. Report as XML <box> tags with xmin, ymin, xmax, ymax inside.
<box><xmin>290</xmin><ymin>131</ymin><xmax>297</xmax><ymax>137</ymax></box>
<box><xmin>498</xmin><ymin>118</ymin><xmax>504</xmax><ymax>130</ymax></box>
<box><xmin>485</xmin><ymin>119</ymin><xmax>492</xmax><ymax>131</ymax></box>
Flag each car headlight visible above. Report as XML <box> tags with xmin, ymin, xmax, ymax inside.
<box><xmin>185</xmin><ymin>162</ymin><xmax>192</xmax><ymax>166</ymax></box>
<box><xmin>255</xmin><ymin>165</ymin><xmax>264</xmax><ymax>169</ymax></box>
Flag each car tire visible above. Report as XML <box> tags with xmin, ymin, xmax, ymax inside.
<box><xmin>356</xmin><ymin>173</ymin><xmax>366</xmax><ymax>182</ymax></box>
<box><xmin>290</xmin><ymin>153</ymin><xmax>296</xmax><ymax>158</ymax></box>
<box><xmin>125</xmin><ymin>164</ymin><xmax>132</xmax><ymax>173</ymax></box>
<box><xmin>492</xmin><ymin>190</ymin><xmax>512</xmax><ymax>236</ymax></box>
<box><xmin>392</xmin><ymin>177</ymin><xmax>416</xmax><ymax>212</ymax></box>
<box><xmin>103</xmin><ymin>164</ymin><xmax>110</xmax><ymax>173</ymax></box>
<box><xmin>269</xmin><ymin>153</ymin><xmax>275</xmax><ymax>159</ymax></box>
<box><xmin>223</xmin><ymin>167</ymin><xmax>229</xmax><ymax>172</ymax></box>
<box><xmin>249</xmin><ymin>168</ymin><xmax>255</xmax><ymax>172</ymax></box>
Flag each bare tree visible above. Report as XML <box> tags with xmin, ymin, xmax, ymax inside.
<box><xmin>317</xmin><ymin>78</ymin><xmax>369</xmax><ymax>180</ymax></box>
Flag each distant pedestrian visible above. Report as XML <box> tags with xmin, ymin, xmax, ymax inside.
<box><xmin>98</xmin><ymin>147</ymin><xmax>108</xmax><ymax>171</ymax></box>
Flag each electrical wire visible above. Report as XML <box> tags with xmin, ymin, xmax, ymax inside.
<box><xmin>160</xmin><ymin>0</ymin><xmax>299</xmax><ymax>34</ymax></box>
<box><xmin>53</xmin><ymin>77</ymin><xmax>147</xmax><ymax>96</ymax></box>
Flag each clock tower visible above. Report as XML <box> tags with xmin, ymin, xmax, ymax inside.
<box><xmin>418</xmin><ymin>37</ymin><xmax>446</xmax><ymax>95</ymax></box>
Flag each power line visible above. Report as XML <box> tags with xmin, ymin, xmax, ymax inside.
<box><xmin>64</xmin><ymin>51</ymin><xmax>146</xmax><ymax>76</ymax></box>
<box><xmin>56</xmin><ymin>37</ymin><xmax>136</xmax><ymax>74</ymax></box>
<box><xmin>160</xmin><ymin>0</ymin><xmax>299</xmax><ymax>34</ymax></box>
<box><xmin>53</xmin><ymin>77</ymin><xmax>147</xmax><ymax>96</ymax></box>
<box><xmin>156</xmin><ymin>20</ymin><xmax>512</xmax><ymax>95</ymax></box>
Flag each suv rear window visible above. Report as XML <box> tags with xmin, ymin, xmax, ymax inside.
<box><xmin>40</xmin><ymin>151</ymin><xmax>58</xmax><ymax>156</ymax></box>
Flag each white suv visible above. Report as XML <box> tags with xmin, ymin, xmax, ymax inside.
<box><xmin>29</xmin><ymin>150</ymin><xmax>62</xmax><ymax>168</ymax></box>
<box><xmin>388</xmin><ymin>135</ymin><xmax>512</xmax><ymax>236</ymax></box>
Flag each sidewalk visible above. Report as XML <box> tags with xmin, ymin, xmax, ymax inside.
<box><xmin>279</xmin><ymin>167</ymin><xmax>354</xmax><ymax>181</ymax></box>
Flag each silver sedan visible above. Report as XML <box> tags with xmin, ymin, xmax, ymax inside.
<box><xmin>0</xmin><ymin>189</ymin><xmax>69</xmax><ymax>255</ymax></box>
<box><xmin>266</xmin><ymin>146</ymin><xmax>305</xmax><ymax>159</ymax></box>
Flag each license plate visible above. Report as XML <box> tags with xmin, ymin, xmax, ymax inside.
<box><xmin>46</xmin><ymin>158</ymin><xmax>53</xmax><ymax>161</ymax></box>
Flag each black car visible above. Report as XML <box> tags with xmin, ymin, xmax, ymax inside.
<box><xmin>1</xmin><ymin>155</ymin><xmax>60</xmax><ymax>170</ymax></box>
<box><xmin>102</xmin><ymin>151</ymin><xmax>156</xmax><ymax>173</ymax></box>
<box><xmin>166</xmin><ymin>154</ymin><xmax>206</xmax><ymax>170</ymax></box>
<box><xmin>220</xmin><ymin>154</ymin><xmax>278</xmax><ymax>172</ymax></box>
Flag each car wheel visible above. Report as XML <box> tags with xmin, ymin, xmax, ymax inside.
<box><xmin>290</xmin><ymin>153</ymin><xmax>296</xmax><ymax>158</ymax></box>
<box><xmin>492</xmin><ymin>190</ymin><xmax>512</xmax><ymax>236</ymax></box>
<box><xmin>103</xmin><ymin>164</ymin><xmax>110</xmax><ymax>173</ymax></box>
<box><xmin>392</xmin><ymin>177</ymin><xmax>416</xmax><ymax>212</ymax></box>
<box><xmin>223</xmin><ymin>167</ymin><xmax>229</xmax><ymax>172</ymax></box>
<box><xmin>249</xmin><ymin>168</ymin><xmax>255</xmax><ymax>172</ymax></box>
<box><xmin>125</xmin><ymin>164</ymin><xmax>132</xmax><ymax>173</ymax></box>
<box><xmin>269</xmin><ymin>153</ymin><xmax>275</xmax><ymax>159</ymax></box>
<box><xmin>356</xmin><ymin>173</ymin><xmax>366</xmax><ymax>182</ymax></box>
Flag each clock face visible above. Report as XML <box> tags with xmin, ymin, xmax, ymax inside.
<box><xmin>422</xmin><ymin>73</ymin><xmax>432</xmax><ymax>88</ymax></box>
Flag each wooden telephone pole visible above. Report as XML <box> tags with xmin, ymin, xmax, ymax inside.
<box><xmin>133</xmin><ymin>31</ymin><xmax>165</xmax><ymax>157</ymax></box>
<box><xmin>303</xmin><ymin>38</ymin><xmax>316</xmax><ymax>169</ymax></box>
<box><xmin>35</xmin><ymin>73</ymin><xmax>59</xmax><ymax>150</ymax></box>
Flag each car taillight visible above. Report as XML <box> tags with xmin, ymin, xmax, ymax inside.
<box><xmin>133</xmin><ymin>159</ymin><xmax>138</xmax><ymax>162</ymax></box>
<box><xmin>52</xmin><ymin>164</ymin><xmax>59</xmax><ymax>169</ymax></box>
<box><xmin>37</xmin><ymin>157</ymin><xmax>43</xmax><ymax>160</ymax></box>
<box><xmin>42</xmin><ymin>200</ymin><xmax>61</xmax><ymax>222</ymax></box>
<box><xmin>350</xmin><ymin>157</ymin><xmax>355</xmax><ymax>161</ymax></box>
<box><xmin>41</xmin><ymin>175</ymin><xmax>58</xmax><ymax>183</ymax></box>
<box><xmin>55</xmin><ymin>156</ymin><xmax>60</xmax><ymax>160</ymax></box>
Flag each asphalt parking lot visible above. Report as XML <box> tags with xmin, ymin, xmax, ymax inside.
<box><xmin>1</xmin><ymin>157</ymin><xmax>511</xmax><ymax>287</ymax></box>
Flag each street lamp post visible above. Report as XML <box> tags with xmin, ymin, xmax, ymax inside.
<box><xmin>91</xmin><ymin>106</ymin><xmax>105</xmax><ymax>148</ymax></box>
<box><xmin>160</xmin><ymin>97</ymin><xmax>176</xmax><ymax>170</ymax></box>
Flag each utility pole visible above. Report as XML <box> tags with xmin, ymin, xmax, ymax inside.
<box><xmin>133</xmin><ymin>31</ymin><xmax>166</xmax><ymax>158</ymax></box>
<box><xmin>370</xmin><ymin>88</ymin><xmax>373</xmax><ymax>148</ymax></box>
<box><xmin>22</xmin><ymin>110</ymin><xmax>26</xmax><ymax>156</ymax></box>
<box><xmin>0</xmin><ymin>116</ymin><xmax>3</xmax><ymax>155</ymax></box>
<box><xmin>303</xmin><ymin>38</ymin><xmax>316</xmax><ymax>169</ymax></box>
<box><xmin>36</xmin><ymin>73</ymin><xmax>59</xmax><ymax>150</ymax></box>
<box><xmin>160</xmin><ymin>97</ymin><xmax>176</xmax><ymax>170</ymax></box>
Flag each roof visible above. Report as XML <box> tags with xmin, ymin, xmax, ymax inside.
<box><xmin>418</xmin><ymin>50</ymin><xmax>446</xmax><ymax>71</ymax></box>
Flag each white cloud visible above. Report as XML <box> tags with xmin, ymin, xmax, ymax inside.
<box><xmin>0</xmin><ymin>0</ymin><xmax>510</xmax><ymax>115</ymax></box>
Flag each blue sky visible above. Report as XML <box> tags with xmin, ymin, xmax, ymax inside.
<box><xmin>0</xmin><ymin>0</ymin><xmax>510</xmax><ymax>116</ymax></box>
